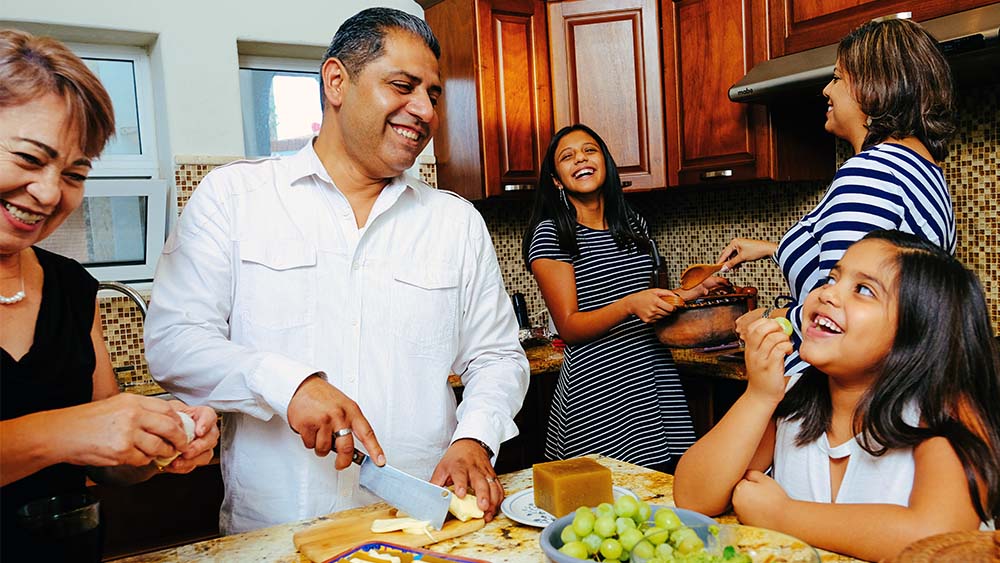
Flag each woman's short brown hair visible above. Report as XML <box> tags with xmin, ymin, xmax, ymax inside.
<box><xmin>0</xmin><ymin>29</ymin><xmax>115</xmax><ymax>159</ymax></box>
<box><xmin>838</xmin><ymin>18</ymin><xmax>955</xmax><ymax>162</ymax></box>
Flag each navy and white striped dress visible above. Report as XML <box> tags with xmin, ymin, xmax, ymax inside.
<box><xmin>779</xmin><ymin>143</ymin><xmax>956</xmax><ymax>375</ymax></box>
<box><xmin>528</xmin><ymin>219</ymin><xmax>696</xmax><ymax>467</ymax></box>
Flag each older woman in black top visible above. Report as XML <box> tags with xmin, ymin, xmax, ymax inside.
<box><xmin>0</xmin><ymin>30</ymin><xmax>219</xmax><ymax>558</ymax></box>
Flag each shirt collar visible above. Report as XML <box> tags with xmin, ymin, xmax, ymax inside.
<box><xmin>289</xmin><ymin>139</ymin><xmax>424</xmax><ymax>203</ymax></box>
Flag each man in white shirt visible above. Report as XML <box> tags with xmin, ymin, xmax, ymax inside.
<box><xmin>144</xmin><ymin>7</ymin><xmax>530</xmax><ymax>534</ymax></box>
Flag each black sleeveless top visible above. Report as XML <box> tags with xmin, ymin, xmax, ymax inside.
<box><xmin>1</xmin><ymin>247</ymin><xmax>98</xmax><ymax>554</ymax></box>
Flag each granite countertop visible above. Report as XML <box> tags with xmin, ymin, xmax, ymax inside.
<box><xmin>117</xmin><ymin>455</ymin><xmax>864</xmax><ymax>563</ymax></box>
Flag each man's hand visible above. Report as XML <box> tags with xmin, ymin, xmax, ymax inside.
<box><xmin>430</xmin><ymin>439</ymin><xmax>502</xmax><ymax>522</ymax></box>
<box><xmin>287</xmin><ymin>374</ymin><xmax>384</xmax><ymax>470</ymax></box>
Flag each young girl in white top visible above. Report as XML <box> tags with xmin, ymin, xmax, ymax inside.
<box><xmin>674</xmin><ymin>229</ymin><xmax>1000</xmax><ymax>562</ymax></box>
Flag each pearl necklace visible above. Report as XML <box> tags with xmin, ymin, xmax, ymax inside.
<box><xmin>0</xmin><ymin>277</ymin><xmax>25</xmax><ymax>304</ymax></box>
<box><xmin>0</xmin><ymin>254</ymin><xmax>26</xmax><ymax>305</ymax></box>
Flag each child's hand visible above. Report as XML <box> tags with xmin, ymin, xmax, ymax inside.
<box><xmin>732</xmin><ymin>470</ymin><xmax>789</xmax><ymax>528</ymax></box>
<box><xmin>625</xmin><ymin>289</ymin><xmax>684</xmax><ymax>323</ymax></box>
<box><xmin>743</xmin><ymin>317</ymin><xmax>794</xmax><ymax>405</ymax></box>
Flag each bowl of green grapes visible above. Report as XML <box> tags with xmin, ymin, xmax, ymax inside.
<box><xmin>539</xmin><ymin>495</ymin><xmax>721</xmax><ymax>563</ymax></box>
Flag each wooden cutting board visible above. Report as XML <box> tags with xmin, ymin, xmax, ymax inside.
<box><xmin>293</xmin><ymin>505</ymin><xmax>485</xmax><ymax>563</ymax></box>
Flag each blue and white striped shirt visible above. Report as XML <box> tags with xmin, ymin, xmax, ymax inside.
<box><xmin>778</xmin><ymin>143</ymin><xmax>955</xmax><ymax>375</ymax></box>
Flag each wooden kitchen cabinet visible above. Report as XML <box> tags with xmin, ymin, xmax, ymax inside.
<box><xmin>548</xmin><ymin>0</ymin><xmax>666</xmax><ymax>191</ymax></box>
<box><xmin>769</xmin><ymin>0</ymin><xmax>998</xmax><ymax>57</ymax></box>
<box><xmin>661</xmin><ymin>0</ymin><xmax>832</xmax><ymax>185</ymax></box>
<box><xmin>423</xmin><ymin>0</ymin><xmax>553</xmax><ymax>200</ymax></box>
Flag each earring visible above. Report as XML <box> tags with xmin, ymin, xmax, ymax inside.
<box><xmin>865</xmin><ymin>116</ymin><xmax>873</xmax><ymax>127</ymax></box>
<box><xmin>559</xmin><ymin>188</ymin><xmax>570</xmax><ymax>209</ymax></box>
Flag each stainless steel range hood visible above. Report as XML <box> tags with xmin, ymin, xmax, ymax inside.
<box><xmin>729</xmin><ymin>4</ymin><xmax>1000</xmax><ymax>103</ymax></box>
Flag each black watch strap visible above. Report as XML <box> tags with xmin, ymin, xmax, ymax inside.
<box><xmin>461</xmin><ymin>438</ymin><xmax>494</xmax><ymax>458</ymax></box>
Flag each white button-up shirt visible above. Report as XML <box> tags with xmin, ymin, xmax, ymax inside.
<box><xmin>144</xmin><ymin>143</ymin><xmax>530</xmax><ymax>534</ymax></box>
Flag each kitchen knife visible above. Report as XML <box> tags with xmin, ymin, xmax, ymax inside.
<box><xmin>352</xmin><ymin>450</ymin><xmax>451</xmax><ymax>530</ymax></box>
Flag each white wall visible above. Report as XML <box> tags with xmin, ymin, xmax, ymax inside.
<box><xmin>1</xmin><ymin>0</ymin><xmax>424</xmax><ymax>163</ymax></box>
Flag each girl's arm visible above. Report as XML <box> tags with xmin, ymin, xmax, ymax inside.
<box><xmin>673</xmin><ymin>318</ymin><xmax>792</xmax><ymax>515</ymax></box>
<box><xmin>531</xmin><ymin>258</ymin><xmax>683</xmax><ymax>345</ymax></box>
<box><xmin>735</xmin><ymin>436</ymin><xmax>982</xmax><ymax>562</ymax></box>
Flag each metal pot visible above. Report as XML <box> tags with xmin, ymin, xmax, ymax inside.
<box><xmin>655</xmin><ymin>286</ymin><xmax>758</xmax><ymax>349</ymax></box>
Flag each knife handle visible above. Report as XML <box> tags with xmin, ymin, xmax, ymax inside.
<box><xmin>351</xmin><ymin>450</ymin><xmax>367</xmax><ymax>466</ymax></box>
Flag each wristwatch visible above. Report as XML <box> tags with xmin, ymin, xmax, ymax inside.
<box><xmin>460</xmin><ymin>438</ymin><xmax>494</xmax><ymax>459</ymax></box>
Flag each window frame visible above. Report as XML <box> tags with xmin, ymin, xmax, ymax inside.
<box><xmin>67</xmin><ymin>41</ymin><xmax>160</xmax><ymax>179</ymax></box>
<box><xmin>75</xmin><ymin>179</ymin><xmax>168</xmax><ymax>283</ymax></box>
<box><xmin>238</xmin><ymin>55</ymin><xmax>322</xmax><ymax>158</ymax></box>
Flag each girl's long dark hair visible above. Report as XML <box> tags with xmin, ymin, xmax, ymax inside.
<box><xmin>776</xmin><ymin>230</ymin><xmax>1000</xmax><ymax>523</ymax></box>
<box><xmin>521</xmin><ymin>124</ymin><xmax>650</xmax><ymax>269</ymax></box>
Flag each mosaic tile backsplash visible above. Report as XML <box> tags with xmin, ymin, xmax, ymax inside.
<box><xmin>106</xmin><ymin>85</ymin><xmax>998</xmax><ymax>393</ymax></box>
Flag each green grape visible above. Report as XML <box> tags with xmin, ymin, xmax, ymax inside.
<box><xmin>595</xmin><ymin>502</ymin><xmax>616</xmax><ymax>519</ymax></box>
<box><xmin>631</xmin><ymin>539</ymin><xmax>655</xmax><ymax>561</ymax></box>
<box><xmin>582</xmin><ymin>532</ymin><xmax>603</xmax><ymax>555</ymax></box>
<box><xmin>670</xmin><ymin>528</ymin><xmax>704</xmax><ymax>554</ymax></box>
<box><xmin>654</xmin><ymin>542</ymin><xmax>674</xmax><ymax>560</ymax></box>
<box><xmin>635</xmin><ymin>500</ymin><xmax>652</xmax><ymax>525</ymax></box>
<box><xmin>619</xmin><ymin>528</ymin><xmax>644</xmax><ymax>551</ymax></box>
<box><xmin>599</xmin><ymin>538</ymin><xmax>623</xmax><ymax>560</ymax></box>
<box><xmin>643</xmin><ymin>526</ymin><xmax>669</xmax><ymax>546</ymax></box>
<box><xmin>558</xmin><ymin>540</ymin><xmax>590</xmax><ymax>560</ymax></box>
<box><xmin>560</xmin><ymin>525</ymin><xmax>580</xmax><ymax>544</ymax></box>
<box><xmin>646</xmin><ymin>558</ymin><xmax>665</xmax><ymax>563</ymax></box>
<box><xmin>594</xmin><ymin>515</ymin><xmax>617</xmax><ymax>538</ymax></box>
<box><xmin>653</xmin><ymin>508</ymin><xmax>682</xmax><ymax>531</ymax></box>
<box><xmin>614</xmin><ymin>495</ymin><xmax>639</xmax><ymax>519</ymax></box>
<box><xmin>615</xmin><ymin>516</ymin><xmax>637</xmax><ymax>536</ymax></box>
<box><xmin>572</xmin><ymin>508</ymin><xmax>596</xmax><ymax>536</ymax></box>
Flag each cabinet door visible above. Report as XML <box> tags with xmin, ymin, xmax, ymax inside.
<box><xmin>771</xmin><ymin>0</ymin><xmax>996</xmax><ymax>57</ymax></box>
<box><xmin>427</xmin><ymin>0</ymin><xmax>552</xmax><ymax>200</ymax></box>
<box><xmin>548</xmin><ymin>0</ymin><xmax>666</xmax><ymax>191</ymax></box>
<box><xmin>478</xmin><ymin>0</ymin><xmax>553</xmax><ymax>197</ymax></box>
<box><xmin>662</xmin><ymin>0</ymin><xmax>769</xmax><ymax>185</ymax></box>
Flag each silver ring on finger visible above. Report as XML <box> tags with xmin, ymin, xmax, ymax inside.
<box><xmin>485</xmin><ymin>476</ymin><xmax>496</xmax><ymax>484</ymax></box>
<box><xmin>334</xmin><ymin>428</ymin><xmax>352</xmax><ymax>438</ymax></box>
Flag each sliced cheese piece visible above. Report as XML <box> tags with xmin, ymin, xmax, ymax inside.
<box><xmin>448</xmin><ymin>493</ymin><xmax>484</xmax><ymax>521</ymax></box>
<box><xmin>370</xmin><ymin>517</ymin><xmax>431</xmax><ymax>534</ymax></box>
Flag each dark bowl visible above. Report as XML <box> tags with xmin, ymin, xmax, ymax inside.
<box><xmin>655</xmin><ymin>287</ymin><xmax>757</xmax><ymax>349</ymax></box>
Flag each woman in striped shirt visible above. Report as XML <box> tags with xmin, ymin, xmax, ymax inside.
<box><xmin>523</xmin><ymin>124</ymin><xmax>722</xmax><ymax>471</ymax></box>
<box><xmin>716</xmin><ymin>17</ymin><xmax>957</xmax><ymax>376</ymax></box>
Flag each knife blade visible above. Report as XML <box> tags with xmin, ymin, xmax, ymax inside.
<box><xmin>352</xmin><ymin>450</ymin><xmax>451</xmax><ymax>530</ymax></box>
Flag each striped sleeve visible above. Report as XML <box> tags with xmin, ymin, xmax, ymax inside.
<box><xmin>527</xmin><ymin>220</ymin><xmax>572</xmax><ymax>265</ymax></box>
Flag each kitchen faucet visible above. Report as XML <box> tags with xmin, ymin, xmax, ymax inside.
<box><xmin>97</xmin><ymin>280</ymin><xmax>148</xmax><ymax>319</ymax></box>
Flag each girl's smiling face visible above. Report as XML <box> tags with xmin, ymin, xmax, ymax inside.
<box><xmin>552</xmin><ymin>129</ymin><xmax>607</xmax><ymax>198</ymax></box>
<box><xmin>799</xmin><ymin>239</ymin><xmax>900</xmax><ymax>382</ymax></box>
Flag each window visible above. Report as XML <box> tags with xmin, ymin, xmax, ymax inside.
<box><xmin>239</xmin><ymin>56</ymin><xmax>322</xmax><ymax>157</ymax></box>
<box><xmin>68</xmin><ymin>42</ymin><xmax>159</xmax><ymax>179</ymax></box>
<box><xmin>37</xmin><ymin>180</ymin><xmax>167</xmax><ymax>283</ymax></box>
<box><xmin>37</xmin><ymin>42</ymin><xmax>166</xmax><ymax>282</ymax></box>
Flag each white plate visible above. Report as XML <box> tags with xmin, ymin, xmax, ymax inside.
<box><xmin>500</xmin><ymin>486</ymin><xmax>639</xmax><ymax>527</ymax></box>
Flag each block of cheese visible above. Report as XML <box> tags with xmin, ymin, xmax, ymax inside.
<box><xmin>533</xmin><ymin>458</ymin><xmax>613</xmax><ymax>517</ymax></box>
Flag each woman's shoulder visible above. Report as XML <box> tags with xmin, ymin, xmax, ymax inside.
<box><xmin>33</xmin><ymin>247</ymin><xmax>98</xmax><ymax>297</ymax></box>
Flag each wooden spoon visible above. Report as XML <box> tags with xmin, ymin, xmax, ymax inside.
<box><xmin>678</xmin><ymin>262</ymin><xmax>725</xmax><ymax>290</ymax></box>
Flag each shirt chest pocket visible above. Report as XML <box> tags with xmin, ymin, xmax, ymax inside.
<box><xmin>390</xmin><ymin>262</ymin><xmax>460</xmax><ymax>357</ymax></box>
<box><xmin>238</xmin><ymin>239</ymin><xmax>317</xmax><ymax>330</ymax></box>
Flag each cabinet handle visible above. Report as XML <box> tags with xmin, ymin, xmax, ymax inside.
<box><xmin>622</xmin><ymin>181</ymin><xmax>633</xmax><ymax>188</ymax></box>
<box><xmin>503</xmin><ymin>183</ymin><xmax>534</xmax><ymax>192</ymax></box>
<box><xmin>701</xmin><ymin>169</ymin><xmax>733</xmax><ymax>180</ymax></box>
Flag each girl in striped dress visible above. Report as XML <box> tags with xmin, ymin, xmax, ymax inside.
<box><xmin>715</xmin><ymin>17</ymin><xmax>957</xmax><ymax>376</ymax></box>
<box><xmin>522</xmin><ymin>124</ymin><xmax>722</xmax><ymax>472</ymax></box>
